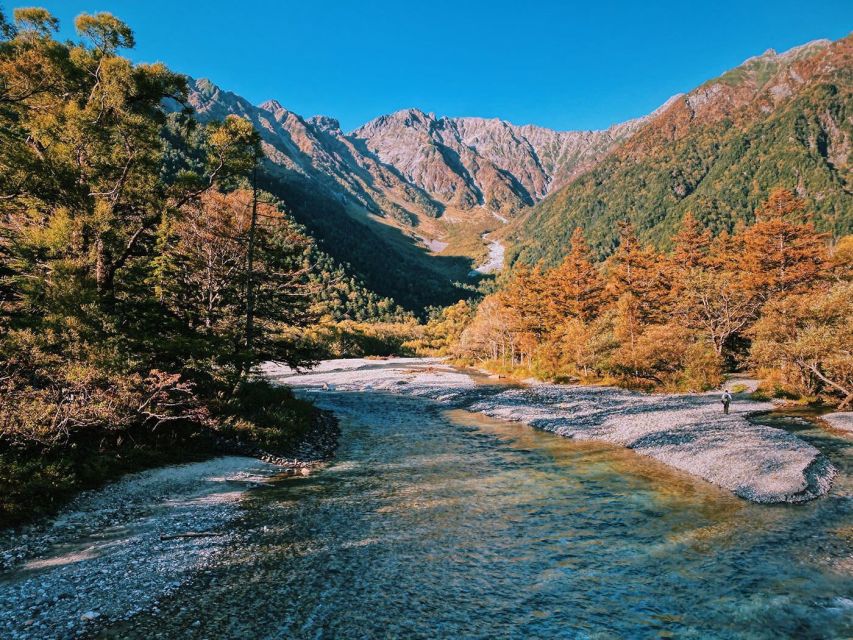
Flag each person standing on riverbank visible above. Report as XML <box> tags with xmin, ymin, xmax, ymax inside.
<box><xmin>722</xmin><ymin>390</ymin><xmax>732</xmax><ymax>414</ymax></box>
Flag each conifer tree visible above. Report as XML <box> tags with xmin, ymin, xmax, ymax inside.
<box><xmin>672</xmin><ymin>212</ymin><xmax>712</xmax><ymax>271</ymax></box>
<box><xmin>606</xmin><ymin>222</ymin><xmax>670</xmax><ymax>324</ymax></box>
<box><xmin>751</xmin><ymin>282</ymin><xmax>853</xmax><ymax>408</ymax></box>
<box><xmin>740</xmin><ymin>188</ymin><xmax>828</xmax><ymax>300</ymax></box>
<box><xmin>545</xmin><ymin>227</ymin><xmax>605</xmax><ymax>325</ymax></box>
<box><xmin>499</xmin><ymin>264</ymin><xmax>550</xmax><ymax>340</ymax></box>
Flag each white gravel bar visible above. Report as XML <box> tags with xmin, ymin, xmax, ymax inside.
<box><xmin>0</xmin><ymin>456</ymin><xmax>280</xmax><ymax>640</ymax></box>
<box><xmin>265</xmin><ymin>358</ymin><xmax>836</xmax><ymax>504</ymax></box>
<box><xmin>822</xmin><ymin>412</ymin><xmax>853</xmax><ymax>433</ymax></box>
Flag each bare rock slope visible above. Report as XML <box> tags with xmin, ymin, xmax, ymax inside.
<box><xmin>184</xmin><ymin>79</ymin><xmax>661</xmax><ymax>232</ymax></box>
<box><xmin>351</xmin><ymin>108</ymin><xmax>658</xmax><ymax>218</ymax></box>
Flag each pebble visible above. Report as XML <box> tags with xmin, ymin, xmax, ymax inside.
<box><xmin>270</xmin><ymin>357</ymin><xmax>836</xmax><ymax>503</ymax></box>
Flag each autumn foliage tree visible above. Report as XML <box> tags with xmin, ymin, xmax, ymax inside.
<box><xmin>544</xmin><ymin>227</ymin><xmax>605</xmax><ymax>324</ymax></box>
<box><xmin>152</xmin><ymin>190</ymin><xmax>317</xmax><ymax>386</ymax></box>
<box><xmin>750</xmin><ymin>282</ymin><xmax>853</xmax><ymax>407</ymax></box>
<box><xmin>0</xmin><ymin>8</ymin><xmax>321</xmax><ymax>453</ymax></box>
<box><xmin>740</xmin><ymin>187</ymin><xmax>828</xmax><ymax>299</ymax></box>
<box><xmin>456</xmin><ymin>189</ymin><xmax>847</xmax><ymax>401</ymax></box>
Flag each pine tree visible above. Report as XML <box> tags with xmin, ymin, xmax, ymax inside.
<box><xmin>672</xmin><ymin>212</ymin><xmax>712</xmax><ymax>270</ymax></box>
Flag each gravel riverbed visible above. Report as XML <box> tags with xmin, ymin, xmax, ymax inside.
<box><xmin>264</xmin><ymin>357</ymin><xmax>838</xmax><ymax>504</ymax></box>
<box><xmin>0</xmin><ymin>358</ymin><xmax>843</xmax><ymax>638</ymax></box>
<box><xmin>0</xmin><ymin>410</ymin><xmax>339</xmax><ymax>639</ymax></box>
<box><xmin>823</xmin><ymin>412</ymin><xmax>853</xmax><ymax>434</ymax></box>
<box><xmin>0</xmin><ymin>457</ymin><xmax>279</xmax><ymax>639</ymax></box>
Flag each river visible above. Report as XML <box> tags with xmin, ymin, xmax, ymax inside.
<box><xmin>1</xmin><ymin>363</ymin><xmax>851</xmax><ymax>639</ymax></box>
<box><xmin>95</xmin><ymin>385</ymin><xmax>851</xmax><ymax>638</ymax></box>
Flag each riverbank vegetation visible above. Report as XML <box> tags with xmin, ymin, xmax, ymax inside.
<box><xmin>1</xmin><ymin>6</ymin><xmax>850</xmax><ymax>528</ymax></box>
<box><xmin>0</xmin><ymin>7</ymin><xmax>398</xmax><ymax>526</ymax></box>
<box><xmin>451</xmin><ymin>190</ymin><xmax>853</xmax><ymax>405</ymax></box>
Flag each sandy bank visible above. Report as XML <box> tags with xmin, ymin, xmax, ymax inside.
<box><xmin>264</xmin><ymin>358</ymin><xmax>836</xmax><ymax>504</ymax></box>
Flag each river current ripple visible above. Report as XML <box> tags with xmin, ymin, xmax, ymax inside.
<box><xmin>104</xmin><ymin>391</ymin><xmax>852</xmax><ymax>639</ymax></box>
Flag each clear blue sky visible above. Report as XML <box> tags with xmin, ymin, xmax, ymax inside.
<box><xmin>22</xmin><ymin>0</ymin><xmax>853</xmax><ymax>132</ymax></box>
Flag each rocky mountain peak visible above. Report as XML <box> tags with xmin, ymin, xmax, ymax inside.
<box><xmin>259</xmin><ymin>99</ymin><xmax>284</xmax><ymax>113</ymax></box>
<box><xmin>308</xmin><ymin>115</ymin><xmax>341</xmax><ymax>132</ymax></box>
<box><xmin>348</xmin><ymin>103</ymin><xmax>666</xmax><ymax>213</ymax></box>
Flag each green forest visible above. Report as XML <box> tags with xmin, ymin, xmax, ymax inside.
<box><xmin>510</xmin><ymin>71</ymin><xmax>852</xmax><ymax>267</ymax></box>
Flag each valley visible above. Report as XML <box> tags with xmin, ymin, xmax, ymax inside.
<box><xmin>0</xmin><ymin>6</ymin><xmax>851</xmax><ymax>639</ymax></box>
<box><xmin>178</xmin><ymin>36</ymin><xmax>851</xmax><ymax>311</ymax></box>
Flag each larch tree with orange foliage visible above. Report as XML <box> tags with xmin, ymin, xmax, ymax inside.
<box><xmin>740</xmin><ymin>188</ymin><xmax>828</xmax><ymax>300</ymax></box>
<box><xmin>751</xmin><ymin>281</ymin><xmax>853</xmax><ymax>408</ymax></box>
<box><xmin>452</xmin><ymin>188</ymin><xmax>843</xmax><ymax>400</ymax></box>
<box><xmin>498</xmin><ymin>264</ymin><xmax>552</xmax><ymax>365</ymax></box>
<box><xmin>606</xmin><ymin>222</ymin><xmax>672</xmax><ymax>322</ymax></box>
<box><xmin>671</xmin><ymin>214</ymin><xmax>759</xmax><ymax>357</ymax></box>
<box><xmin>671</xmin><ymin>212</ymin><xmax>712</xmax><ymax>272</ymax></box>
<box><xmin>605</xmin><ymin>222</ymin><xmax>672</xmax><ymax>369</ymax></box>
<box><xmin>544</xmin><ymin>227</ymin><xmax>605</xmax><ymax>325</ymax></box>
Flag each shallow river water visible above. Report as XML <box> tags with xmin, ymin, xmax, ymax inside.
<box><xmin>99</xmin><ymin>390</ymin><xmax>852</xmax><ymax>639</ymax></box>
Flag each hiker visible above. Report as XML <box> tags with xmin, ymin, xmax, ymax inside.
<box><xmin>721</xmin><ymin>390</ymin><xmax>732</xmax><ymax>415</ymax></box>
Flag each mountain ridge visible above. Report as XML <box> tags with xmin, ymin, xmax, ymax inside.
<box><xmin>507</xmin><ymin>34</ymin><xmax>852</xmax><ymax>266</ymax></box>
<box><xmin>176</xmin><ymin>35</ymin><xmax>850</xmax><ymax>309</ymax></box>
<box><xmin>187</xmin><ymin>76</ymin><xmax>667</xmax><ymax>229</ymax></box>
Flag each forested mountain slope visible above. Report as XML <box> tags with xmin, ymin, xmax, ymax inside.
<box><xmin>176</xmin><ymin>80</ymin><xmax>474</xmax><ymax>311</ymax></box>
<box><xmin>508</xmin><ymin>37</ymin><xmax>852</xmax><ymax>266</ymax></box>
<box><xmin>176</xmin><ymin>35</ymin><xmax>851</xmax><ymax>304</ymax></box>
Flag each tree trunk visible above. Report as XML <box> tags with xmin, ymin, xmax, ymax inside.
<box><xmin>244</xmin><ymin>162</ymin><xmax>259</xmax><ymax>366</ymax></box>
<box><xmin>799</xmin><ymin>358</ymin><xmax>852</xmax><ymax>406</ymax></box>
<box><xmin>95</xmin><ymin>236</ymin><xmax>108</xmax><ymax>293</ymax></box>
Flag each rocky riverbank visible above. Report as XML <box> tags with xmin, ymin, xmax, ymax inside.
<box><xmin>264</xmin><ymin>357</ymin><xmax>838</xmax><ymax>504</ymax></box>
<box><xmin>823</xmin><ymin>412</ymin><xmax>853</xmax><ymax>434</ymax></box>
<box><xmin>216</xmin><ymin>409</ymin><xmax>340</xmax><ymax>469</ymax></box>
<box><xmin>0</xmin><ymin>410</ymin><xmax>339</xmax><ymax>640</ymax></box>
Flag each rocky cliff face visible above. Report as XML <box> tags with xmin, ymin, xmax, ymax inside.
<box><xmin>185</xmin><ymin>79</ymin><xmax>425</xmax><ymax>225</ymax></box>
<box><xmin>184</xmin><ymin>79</ymin><xmax>658</xmax><ymax>234</ymax></box>
<box><xmin>180</xmin><ymin>79</ymin><xmax>477</xmax><ymax>311</ymax></box>
<box><xmin>350</xmin><ymin>108</ymin><xmax>661</xmax><ymax>218</ymax></box>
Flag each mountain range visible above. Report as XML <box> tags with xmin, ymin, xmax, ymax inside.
<box><xmin>180</xmin><ymin>34</ymin><xmax>852</xmax><ymax>310</ymax></box>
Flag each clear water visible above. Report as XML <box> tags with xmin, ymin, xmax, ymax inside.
<box><xmin>103</xmin><ymin>392</ymin><xmax>852</xmax><ymax>639</ymax></box>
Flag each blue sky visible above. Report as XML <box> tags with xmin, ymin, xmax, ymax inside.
<box><xmin>22</xmin><ymin>0</ymin><xmax>853</xmax><ymax>132</ymax></box>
